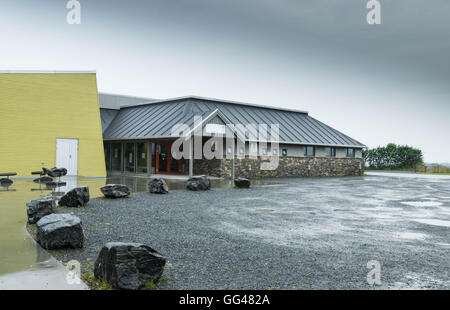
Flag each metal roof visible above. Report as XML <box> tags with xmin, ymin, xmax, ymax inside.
<box><xmin>123</xmin><ymin>95</ymin><xmax>309</xmax><ymax>114</ymax></box>
<box><xmin>100</xmin><ymin>108</ymin><xmax>119</xmax><ymax>133</ymax></box>
<box><xmin>98</xmin><ymin>92</ymin><xmax>158</xmax><ymax>110</ymax></box>
<box><xmin>103</xmin><ymin>97</ymin><xmax>365</xmax><ymax>148</ymax></box>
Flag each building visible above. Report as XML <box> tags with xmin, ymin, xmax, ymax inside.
<box><xmin>0</xmin><ymin>71</ymin><xmax>365</xmax><ymax>179</ymax></box>
<box><xmin>0</xmin><ymin>71</ymin><xmax>106</xmax><ymax>178</ymax></box>
<box><xmin>100</xmin><ymin>94</ymin><xmax>366</xmax><ymax>178</ymax></box>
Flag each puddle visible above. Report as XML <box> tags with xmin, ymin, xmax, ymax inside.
<box><xmin>413</xmin><ymin>219</ymin><xmax>450</xmax><ymax>228</ymax></box>
<box><xmin>401</xmin><ymin>201</ymin><xmax>443</xmax><ymax>207</ymax></box>
<box><xmin>0</xmin><ymin>174</ymin><xmax>278</xmax><ymax>277</ymax></box>
<box><xmin>435</xmin><ymin>243</ymin><xmax>450</xmax><ymax>247</ymax></box>
<box><xmin>396</xmin><ymin>232</ymin><xmax>427</xmax><ymax>240</ymax></box>
<box><xmin>0</xmin><ymin>177</ymin><xmax>109</xmax><ymax>276</ymax></box>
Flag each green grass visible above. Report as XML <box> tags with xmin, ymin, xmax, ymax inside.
<box><xmin>82</xmin><ymin>272</ymin><xmax>113</xmax><ymax>290</ymax></box>
<box><xmin>142</xmin><ymin>280</ymin><xmax>156</xmax><ymax>290</ymax></box>
<box><xmin>365</xmin><ymin>167</ymin><xmax>416</xmax><ymax>172</ymax></box>
<box><xmin>419</xmin><ymin>172</ymin><xmax>450</xmax><ymax>176</ymax></box>
<box><xmin>365</xmin><ymin>168</ymin><xmax>450</xmax><ymax>175</ymax></box>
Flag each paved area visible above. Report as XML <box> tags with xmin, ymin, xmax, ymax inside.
<box><xmin>50</xmin><ymin>173</ymin><xmax>449</xmax><ymax>289</ymax></box>
<box><xmin>0</xmin><ymin>234</ymin><xmax>87</xmax><ymax>290</ymax></box>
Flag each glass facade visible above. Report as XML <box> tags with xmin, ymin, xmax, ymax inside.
<box><xmin>151</xmin><ymin>143</ymin><xmax>156</xmax><ymax>173</ymax></box>
<box><xmin>111</xmin><ymin>143</ymin><xmax>122</xmax><ymax>172</ymax></box>
<box><xmin>137</xmin><ymin>142</ymin><xmax>149</xmax><ymax>173</ymax></box>
<box><xmin>123</xmin><ymin>143</ymin><xmax>136</xmax><ymax>173</ymax></box>
<box><xmin>157</xmin><ymin>143</ymin><xmax>169</xmax><ymax>173</ymax></box>
<box><xmin>104</xmin><ymin>141</ymin><xmax>184</xmax><ymax>175</ymax></box>
<box><xmin>104</xmin><ymin>144</ymin><xmax>111</xmax><ymax>171</ymax></box>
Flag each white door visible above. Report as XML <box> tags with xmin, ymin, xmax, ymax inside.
<box><xmin>56</xmin><ymin>138</ymin><xmax>78</xmax><ymax>176</ymax></box>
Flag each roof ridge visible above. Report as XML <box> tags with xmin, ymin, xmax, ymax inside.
<box><xmin>120</xmin><ymin>95</ymin><xmax>309</xmax><ymax>115</ymax></box>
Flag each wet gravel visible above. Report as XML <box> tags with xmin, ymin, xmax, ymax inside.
<box><xmin>47</xmin><ymin>175</ymin><xmax>450</xmax><ymax>290</ymax></box>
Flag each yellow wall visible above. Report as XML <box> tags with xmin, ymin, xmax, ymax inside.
<box><xmin>0</xmin><ymin>73</ymin><xmax>106</xmax><ymax>177</ymax></box>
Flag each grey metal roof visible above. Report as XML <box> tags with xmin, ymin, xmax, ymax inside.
<box><xmin>103</xmin><ymin>97</ymin><xmax>365</xmax><ymax>148</ymax></box>
<box><xmin>98</xmin><ymin>92</ymin><xmax>158</xmax><ymax>110</ymax></box>
<box><xmin>100</xmin><ymin>108</ymin><xmax>119</xmax><ymax>133</ymax></box>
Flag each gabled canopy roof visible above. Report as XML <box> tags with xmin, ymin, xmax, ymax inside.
<box><xmin>102</xmin><ymin>96</ymin><xmax>365</xmax><ymax>148</ymax></box>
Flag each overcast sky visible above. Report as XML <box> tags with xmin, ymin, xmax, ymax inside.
<box><xmin>1</xmin><ymin>0</ymin><xmax>449</xmax><ymax>162</ymax></box>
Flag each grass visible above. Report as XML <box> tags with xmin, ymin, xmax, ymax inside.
<box><xmin>365</xmin><ymin>167</ymin><xmax>416</xmax><ymax>172</ymax></box>
<box><xmin>365</xmin><ymin>167</ymin><xmax>450</xmax><ymax>175</ymax></box>
<box><xmin>82</xmin><ymin>272</ymin><xmax>113</xmax><ymax>290</ymax></box>
<box><xmin>418</xmin><ymin>172</ymin><xmax>450</xmax><ymax>176</ymax></box>
<box><xmin>142</xmin><ymin>281</ymin><xmax>156</xmax><ymax>290</ymax></box>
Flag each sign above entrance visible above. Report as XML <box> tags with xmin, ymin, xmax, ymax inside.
<box><xmin>205</xmin><ymin>124</ymin><xmax>226</xmax><ymax>135</ymax></box>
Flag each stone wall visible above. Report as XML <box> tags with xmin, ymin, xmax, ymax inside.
<box><xmin>194</xmin><ymin>157</ymin><xmax>365</xmax><ymax>178</ymax></box>
<box><xmin>193</xmin><ymin>159</ymin><xmax>231</xmax><ymax>178</ymax></box>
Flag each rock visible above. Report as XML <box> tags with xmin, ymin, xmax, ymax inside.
<box><xmin>148</xmin><ymin>178</ymin><xmax>169</xmax><ymax>194</ymax></box>
<box><xmin>0</xmin><ymin>178</ymin><xmax>13</xmax><ymax>185</ymax></box>
<box><xmin>45</xmin><ymin>181</ymin><xmax>67</xmax><ymax>189</ymax></box>
<box><xmin>94</xmin><ymin>242</ymin><xmax>166</xmax><ymax>290</ymax></box>
<box><xmin>58</xmin><ymin>186</ymin><xmax>89</xmax><ymax>207</ymax></box>
<box><xmin>36</xmin><ymin>213</ymin><xmax>84</xmax><ymax>249</ymax></box>
<box><xmin>234</xmin><ymin>178</ymin><xmax>250</xmax><ymax>188</ymax></box>
<box><xmin>26</xmin><ymin>196</ymin><xmax>55</xmax><ymax>224</ymax></box>
<box><xmin>43</xmin><ymin>167</ymin><xmax>68</xmax><ymax>178</ymax></box>
<box><xmin>33</xmin><ymin>176</ymin><xmax>53</xmax><ymax>184</ymax></box>
<box><xmin>186</xmin><ymin>175</ymin><xmax>211</xmax><ymax>191</ymax></box>
<box><xmin>100</xmin><ymin>184</ymin><xmax>131</xmax><ymax>198</ymax></box>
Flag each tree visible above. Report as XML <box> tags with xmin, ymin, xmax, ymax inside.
<box><xmin>363</xmin><ymin>144</ymin><xmax>423</xmax><ymax>169</ymax></box>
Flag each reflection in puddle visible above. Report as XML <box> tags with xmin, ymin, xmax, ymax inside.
<box><xmin>396</xmin><ymin>232</ymin><xmax>427</xmax><ymax>240</ymax></box>
<box><xmin>401</xmin><ymin>201</ymin><xmax>443</xmax><ymax>207</ymax></box>
<box><xmin>0</xmin><ymin>175</ymin><xmax>278</xmax><ymax>277</ymax></box>
<box><xmin>414</xmin><ymin>219</ymin><xmax>450</xmax><ymax>228</ymax></box>
<box><xmin>0</xmin><ymin>177</ymin><xmax>107</xmax><ymax>276</ymax></box>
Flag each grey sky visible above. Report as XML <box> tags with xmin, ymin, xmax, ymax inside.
<box><xmin>1</xmin><ymin>0</ymin><xmax>449</xmax><ymax>162</ymax></box>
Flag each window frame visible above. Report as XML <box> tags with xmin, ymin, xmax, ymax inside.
<box><xmin>325</xmin><ymin>147</ymin><xmax>336</xmax><ymax>157</ymax></box>
<box><xmin>346</xmin><ymin>148</ymin><xmax>355</xmax><ymax>158</ymax></box>
<box><xmin>304</xmin><ymin>146</ymin><xmax>315</xmax><ymax>157</ymax></box>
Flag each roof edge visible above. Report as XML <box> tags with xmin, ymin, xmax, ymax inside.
<box><xmin>0</xmin><ymin>70</ymin><xmax>96</xmax><ymax>74</ymax></box>
<box><xmin>121</xmin><ymin>95</ymin><xmax>309</xmax><ymax>115</ymax></box>
<box><xmin>103</xmin><ymin>136</ymin><xmax>365</xmax><ymax>148</ymax></box>
<box><xmin>99</xmin><ymin>92</ymin><xmax>158</xmax><ymax>101</ymax></box>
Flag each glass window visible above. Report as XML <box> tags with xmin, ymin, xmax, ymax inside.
<box><xmin>124</xmin><ymin>143</ymin><xmax>136</xmax><ymax>172</ymax></box>
<box><xmin>347</xmin><ymin>148</ymin><xmax>355</xmax><ymax>158</ymax></box>
<box><xmin>111</xmin><ymin>143</ymin><xmax>122</xmax><ymax>172</ymax></box>
<box><xmin>137</xmin><ymin>142</ymin><xmax>149</xmax><ymax>173</ymax></box>
<box><xmin>325</xmin><ymin>147</ymin><xmax>336</xmax><ymax>157</ymax></box>
<box><xmin>151</xmin><ymin>143</ymin><xmax>156</xmax><ymax>173</ymax></box>
<box><xmin>104</xmin><ymin>143</ymin><xmax>111</xmax><ymax>171</ymax></box>
<box><xmin>282</xmin><ymin>148</ymin><xmax>287</xmax><ymax>156</ymax></box>
<box><xmin>305</xmin><ymin>146</ymin><xmax>315</xmax><ymax>157</ymax></box>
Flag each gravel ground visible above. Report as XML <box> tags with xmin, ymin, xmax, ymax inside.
<box><xmin>43</xmin><ymin>174</ymin><xmax>450</xmax><ymax>290</ymax></box>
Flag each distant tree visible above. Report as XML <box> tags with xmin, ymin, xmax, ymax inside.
<box><xmin>363</xmin><ymin>143</ymin><xmax>423</xmax><ymax>169</ymax></box>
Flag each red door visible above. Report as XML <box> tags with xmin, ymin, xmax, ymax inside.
<box><xmin>155</xmin><ymin>142</ymin><xmax>182</xmax><ymax>174</ymax></box>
